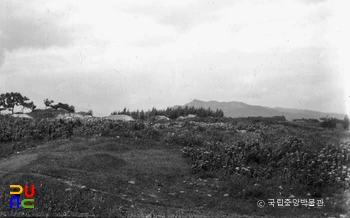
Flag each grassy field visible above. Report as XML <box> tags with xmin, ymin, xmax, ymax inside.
<box><xmin>0</xmin><ymin>114</ymin><xmax>350</xmax><ymax>217</ymax></box>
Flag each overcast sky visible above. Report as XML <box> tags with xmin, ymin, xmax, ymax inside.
<box><xmin>0</xmin><ymin>0</ymin><xmax>349</xmax><ymax>116</ymax></box>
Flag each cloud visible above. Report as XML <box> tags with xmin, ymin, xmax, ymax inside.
<box><xmin>123</xmin><ymin>0</ymin><xmax>233</xmax><ymax>33</ymax></box>
<box><xmin>156</xmin><ymin>6</ymin><xmax>219</xmax><ymax>33</ymax></box>
<box><xmin>299</xmin><ymin>0</ymin><xmax>328</xmax><ymax>4</ymax></box>
<box><xmin>0</xmin><ymin>0</ymin><xmax>346</xmax><ymax>115</ymax></box>
<box><xmin>161</xmin><ymin>46</ymin><xmax>343</xmax><ymax>113</ymax></box>
<box><xmin>0</xmin><ymin>48</ymin><xmax>4</xmax><ymax>67</ymax></box>
<box><xmin>0</xmin><ymin>0</ymin><xmax>74</xmax><ymax>69</ymax></box>
<box><xmin>132</xmin><ymin>35</ymin><xmax>177</xmax><ymax>48</ymax></box>
<box><xmin>0</xmin><ymin>16</ymin><xmax>72</xmax><ymax>52</ymax></box>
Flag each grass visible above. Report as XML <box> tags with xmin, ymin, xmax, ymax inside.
<box><xmin>0</xmin><ymin>137</ymin><xmax>195</xmax><ymax>217</ymax></box>
<box><xmin>0</xmin><ymin>136</ymin><xmax>347</xmax><ymax>218</ymax></box>
<box><xmin>0</xmin><ymin>115</ymin><xmax>349</xmax><ymax>217</ymax></box>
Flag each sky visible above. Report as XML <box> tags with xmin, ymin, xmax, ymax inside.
<box><xmin>0</xmin><ymin>0</ymin><xmax>349</xmax><ymax>117</ymax></box>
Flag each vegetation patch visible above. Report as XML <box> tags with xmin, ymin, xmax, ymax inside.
<box><xmin>1</xmin><ymin>109</ymin><xmax>350</xmax><ymax>217</ymax></box>
<box><xmin>70</xmin><ymin>153</ymin><xmax>128</xmax><ymax>172</ymax></box>
<box><xmin>92</xmin><ymin>141</ymin><xmax>131</xmax><ymax>153</ymax></box>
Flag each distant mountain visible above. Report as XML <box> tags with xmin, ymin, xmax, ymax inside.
<box><xmin>271</xmin><ymin>107</ymin><xmax>345</xmax><ymax>120</ymax></box>
<box><xmin>177</xmin><ymin>99</ymin><xmax>345</xmax><ymax>120</ymax></box>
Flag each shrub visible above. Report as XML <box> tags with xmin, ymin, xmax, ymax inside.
<box><xmin>77</xmin><ymin>110</ymin><xmax>93</xmax><ymax>116</ymax></box>
<box><xmin>343</xmin><ymin>115</ymin><xmax>349</xmax><ymax>130</ymax></box>
<box><xmin>320</xmin><ymin>117</ymin><xmax>337</xmax><ymax>129</ymax></box>
<box><xmin>132</xmin><ymin>122</ymin><xmax>145</xmax><ymax>131</ymax></box>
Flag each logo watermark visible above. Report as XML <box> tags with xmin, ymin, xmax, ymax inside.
<box><xmin>257</xmin><ymin>198</ymin><xmax>325</xmax><ymax>208</ymax></box>
<box><xmin>9</xmin><ymin>184</ymin><xmax>35</xmax><ymax>209</ymax></box>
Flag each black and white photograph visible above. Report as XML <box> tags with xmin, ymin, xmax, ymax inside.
<box><xmin>0</xmin><ymin>0</ymin><xmax>349</xmax><ymax>217</ymax></box>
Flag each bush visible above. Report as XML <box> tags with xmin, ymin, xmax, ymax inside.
<box><xmin>132</xmin><ymin>122</ymin><xmax>145</xmax><ymax>130</ymax></box>
<box><xmin>77</xmin><ymin>110</ymin><xmax>93</xmax><ymax>116</ymax></box>
<box><xmin>343</xmin><ymin>115</ymin><xmax>349</xmax><ymax>130</ymax></box>
<box><xmin>320</xmin><ymin>117</ymin><xmax>337</xmax><ymax>129</ymax></box>
<box><xmin>143</xmin><ymin>128</ymin><xmax>161</xmax><ymax>140</ymax></box>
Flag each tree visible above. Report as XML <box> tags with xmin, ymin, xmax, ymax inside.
<box><xmin>44</xmin><ymin>99</ymin><xmax>54</xmax><ymax>108</ymax></box>
<box><xmin>150</xmin><ymin>107</ymin><xmax>157</xmax><ymax>117</ymax></box>
<box><xmin>44</xmin><ymin>98</ymin><xmax>75</xmax><ymax>113</ymax></box>
<box><xmin>0</xmin><ymin>92</ymin><xmax>33</xmax><ymax>114</ymax></box>
<box><xmin>0</xmin><ymin>94</ymin><xmax>6</xmax><ymax>112</ymax></box>
<box><xmin>343</xmin><ymin>115</ymin><xmax>349</xmax><ymax>130</ymax></box>
<box><xmin>140</xmin><ymin>110</ymin><xmax>145</xmax><ymax>120</ymax></box>
<box><xmin>56</xmin><ymin>103</ymin><xmax>75</xmax><ymax>112</ymax></box>
<box><xmin>87</xmin><ymin>109</ymin><xmax>93</xmax><ymax>116</ymax></box>
<box><xmin>320</xmin><ymin>116</ymin><xmax>337</xmax><ymax>129</ymax></box>
<box><xmin>68</xmin><ymin>105</ymin><xmax>75</xmax><ymax>113</ymax></box>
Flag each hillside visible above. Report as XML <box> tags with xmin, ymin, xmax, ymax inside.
<box><xmin>179</xmin><ymin>99</ymin><xmax>345</xmax><ymax>120</ymax></box>
<box><xmin>1</xmin><ymin>115</ymin><xmax>350</xmax><ymax>217</ymax></box>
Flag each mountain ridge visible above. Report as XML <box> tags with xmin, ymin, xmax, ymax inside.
<box><xmin>176</xmin><ymin>99</ymin><xmax>345</xmax><ymax>120</ymax></box>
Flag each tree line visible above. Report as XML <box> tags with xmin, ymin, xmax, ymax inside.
<box><xmin>320</xmin><ymin>116</ymin><xmax>349</xmax><ymax>130</ymax></box>
<box><xmin>0</xmin><ymin>92</ymin><xmax>75</xmax><ymax>114</ymax></box>
<box><xmin>111</xmin><ymin>106</ymin><xmax>224</xmax><ymax>120</ymax></box>
<box><xmin>1</xmin><ymin>92</ymin><xmax>349</xmax><ymax>130</ymax></box>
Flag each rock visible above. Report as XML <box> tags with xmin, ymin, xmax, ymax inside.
<box><xmin>56</xmin><ymin>113</ymin><xmax>90</xmax><ymax>120</ymax></box>
<box><xmin>11</xmin><ymin>114</ymin><xmax>33</xmax><ymax>119</ymax></box>
<box><xmin>155</xmin><ymin>115</ymin><xmax>170</xmax><ymax>121</ymax></box>
<box><xmin>128</xmin><ymin>181</ymin><xmax>135</xmax><ymax>184</ymax></box>
<box><xmin>224</xmin><ymin>194</ymin><xmax>229</xmax><ymax>197</ymax></box>
<box><xmin>57</xmin><ymin>108</ymin><xmax>70</xmax><ymax>113</ymax></box>
<box><xmin>103</xmin><ymin>114</ymin><xmax>135</xmax><ymax>121</ymax></box>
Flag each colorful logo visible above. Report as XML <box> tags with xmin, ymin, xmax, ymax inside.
<box><xmin>9</xmin><ymin>184</ymin><xmax>35</xmax><ymax>209</ymax></box>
